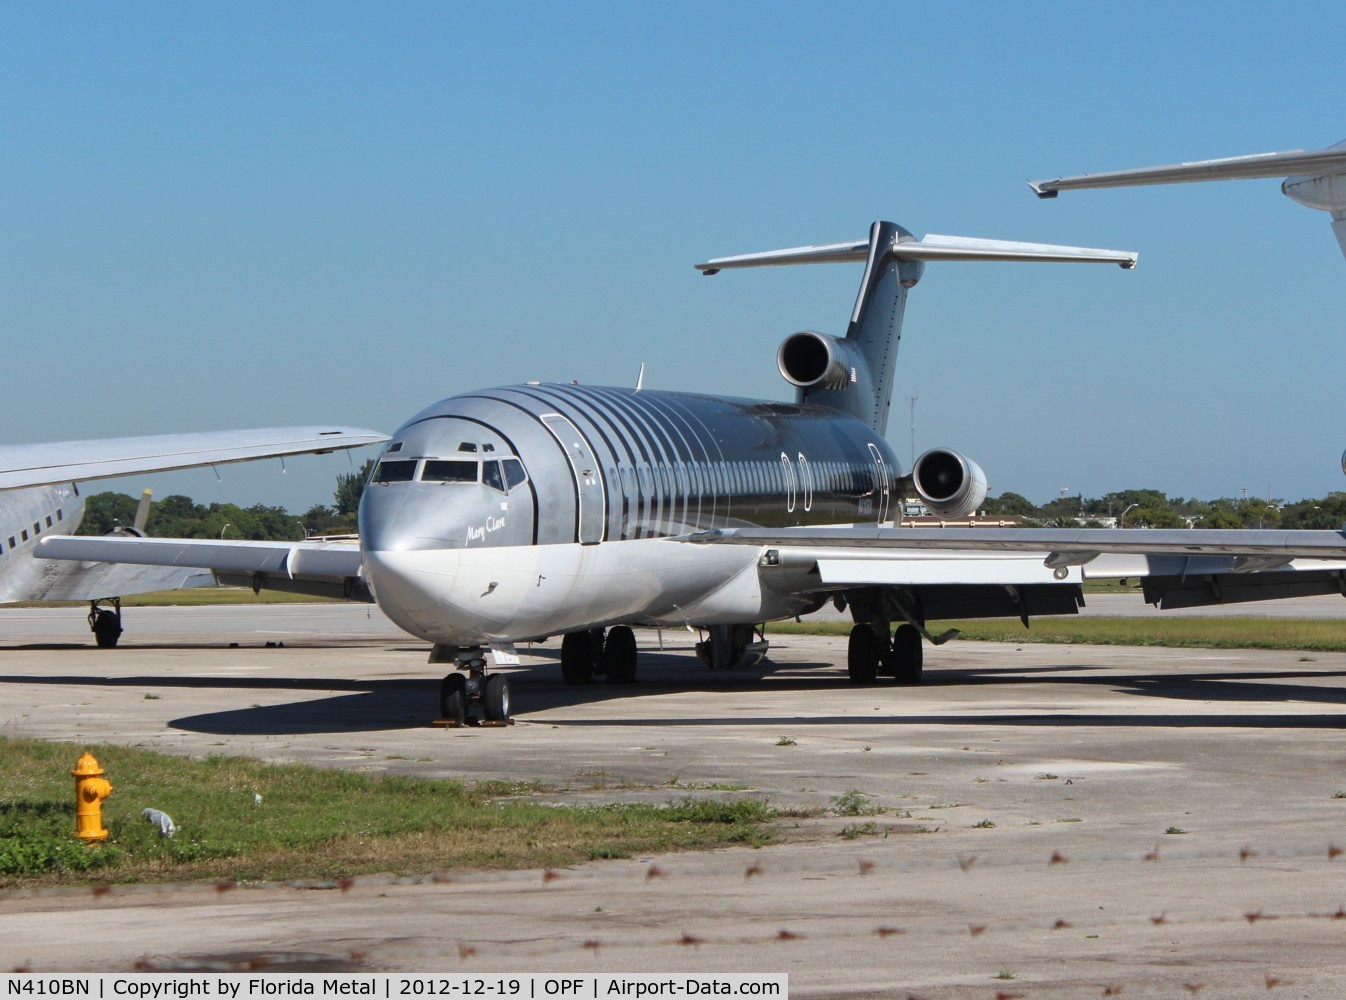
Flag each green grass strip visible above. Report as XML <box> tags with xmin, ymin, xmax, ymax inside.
<box><xmin>0</xmin><ymin>738</ymin><xmax>774</xmax><ymax>887</ymax></box>
<box><xmin>767</xmin><ymin>617</ymin><xmax>1346</xmax><ymax>652</ymax></box>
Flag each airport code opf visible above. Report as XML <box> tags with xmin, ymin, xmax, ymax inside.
<box><xmin>3</xmin><ymin>978</ymin><xmax>787</xmax><ymax>1000</ymax></box>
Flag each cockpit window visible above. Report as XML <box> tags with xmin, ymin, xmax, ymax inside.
<box><xmin>482</xmin><ymin>461</ymin><xmax>505</xmax><ymax>492</ymax></box>
<box><xmin>422</xmin><ymin>460</ymin><xmax>479</xmax><ymax>483</ymax></box>
<box><xmin>503</xmin><ymin>459</ymin><xmax>527</xmax><ymax>489</ymax></box>
<box><xmin>457</xmin><ymin>442</ymin><xmax>478</xmax><ymax>453</ymax></box>
<box><xmin>373</xmin><ymin>459</ymin><xmax>418</xmax><ymax>483</ymax></box>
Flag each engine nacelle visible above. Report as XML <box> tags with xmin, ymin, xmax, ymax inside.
<box><xmin>909</xmin><ymin>448</ymin><xmax>988</xmax><ymax>518</ymax></box>
<box><xmin>777</xmin><ymin>331</ymin><xmax>864</xmax><ymax>392</ymax></box>
<box><xmin>1282</xmin><ymin>172</ymin><xmax>1346</xmax><ymax>213</ymax></box>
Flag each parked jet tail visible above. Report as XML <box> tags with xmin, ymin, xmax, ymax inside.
<box><xmin>696</xmin><ymin>222</ymin><xmax>1136</xmax><ymax>435</ymax></box>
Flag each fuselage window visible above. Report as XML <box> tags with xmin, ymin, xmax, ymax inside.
<box><xmin>33</xmin><ymin>522</ymin><xmax>40</xmax><ymax>536</ymax></box>
<box><xmin>483</xmin><ymin>461</ymin><xmax>505</xmax><ymax>492</ymax></box>
<box><xmin>7</xmin><ymin>536</ymin><xmax>14</xmax><ymax>548</ymax></box>
<box><xmin>457</xmin><ymin>442</ymin><xmax>478</xmax><ymax>453</ymax></box>
<box><xmin>503</xmin><ymin>459</ymin><xmax>527</xmax><ymax>489</ymax></box>
<box><xmin>373</xmin><ymin>459</ymin><xmax>418</xmax><ymax>483</ymax></box>
<box><xmin>56</xmin><ymin>509</ymin><xmax>63</xmax><ymax>521</ymax></box>
<box><xmin>421</xmin><ymin>460</ymin><xmax>478</xmax><ymax>483</ymax></box>
<box><xmin>45</xmin><ymin>515</ymin><xmax>52</xmax><ymax>528</ymax></box>
<box><xmin>21</xmin><ymin>530</ymin><xmax>28</xmax><ymax>542</ymax></box>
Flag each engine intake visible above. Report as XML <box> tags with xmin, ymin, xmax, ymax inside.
<box><xmin>909</xmin><ymin>448</ymin><xmax>988</xmax><ymax>518</ymax></box>
<box><xmin>777</xmin><ymin>331</ymin><xmax>863</xmax><ymax>392</ymax></box>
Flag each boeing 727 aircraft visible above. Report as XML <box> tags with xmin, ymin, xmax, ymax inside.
<box><xmin>1030</xmin><ymin>139</ymin><xmax>1346</xmax><ymax>261</ymax></box>
<box><xmin>2</xmin><ymin>425</ymin><xmax>386</xmax><ymax>644</ymax></box>
<box><xmin>41</xmin><ymin>222</ymin><xmax>1346</xmax><ymax>723</ymax></box>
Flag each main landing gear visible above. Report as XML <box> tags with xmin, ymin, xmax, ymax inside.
<box><xmin>560</xmin><ymin>626</ymin><xmax>638</xmax><ymax>685</ymax></box>
<box><xmin>847</xmin><ymin>622</ymin><xmax>923</xmax><ymax>686</ymax></box>
<box><xmin>431</xmin><ymin>645</ymin><xmax>512</xmax><ymax>726</ymax></box>
<box><xmin>88</xmin><ymin>598</ymin><xmax>123</xmax><ymax>648</ymax></box>
<box><xmin>694</xmin><ymin>623</ymin><xmax>769</xmax><ymax>671</ymax></box>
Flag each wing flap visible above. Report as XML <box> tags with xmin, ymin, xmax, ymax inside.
<box><xmin>813</xmin><ymin>553</ymin><xmax>1081</xmax><ymax>586</ymax></box>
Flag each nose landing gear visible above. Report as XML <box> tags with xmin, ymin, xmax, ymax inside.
<box><xmin>431</xmin><ymin>645</ymin><xmax>513</xmax><ymax>726</ymax></box>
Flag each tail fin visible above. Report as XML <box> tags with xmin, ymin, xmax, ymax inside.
<box><xmin>697</xmin><ymin>221</ymin><xmax>1136</xmax><ymax>434</ymax></box>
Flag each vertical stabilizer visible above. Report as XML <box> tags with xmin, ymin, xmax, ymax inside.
<box><xmin>696</xmin><ymin>222</ymin><xmax>1136</xmax><ymax>435</ymax></box>
<box><xmin>805</xmin><ymin>221</ymin><xmax>921</xmax><ymax>432</ymax></box>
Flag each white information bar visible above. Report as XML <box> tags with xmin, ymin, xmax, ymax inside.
<box><xmin>3</xmin><ymin>975</ymin><xmax>787</xmax><ymax>1000</ymax></box>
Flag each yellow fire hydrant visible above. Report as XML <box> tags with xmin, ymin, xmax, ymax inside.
<box><xmin>72</xmin><ymin>751</ymin><xmax>113</xmax><ymax>841</ymax></box>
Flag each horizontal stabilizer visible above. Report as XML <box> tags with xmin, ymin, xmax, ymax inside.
<box><xmin>697</xmin><ymin>228</ymin><xmax>1137</xmax><ymax>273</ymax></box>
<box><xmin>1029</xmin><ymin>142</ymin><xmax>1346</xmax><ymax>197</ymax></box>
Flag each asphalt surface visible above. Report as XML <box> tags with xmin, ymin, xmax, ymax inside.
<box><xmin>4</xmin><ymin>604</ymin><xmax>1346</xmax><ymax>997</ymax></box>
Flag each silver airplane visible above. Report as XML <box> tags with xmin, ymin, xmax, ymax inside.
<box><xmin>1030</xmin><ymin>139</ymin><xmax>1346</xmax><ymax>260</ymax></box>
<box><xmin>42</xmin><ymin>222</ymin><xmax>1346</xmax><ymax>724</ymax></box>
<box><xmin>2</xmin><ymin>425</ymin><xmax>386</xmax><ymax>644</ymax></box>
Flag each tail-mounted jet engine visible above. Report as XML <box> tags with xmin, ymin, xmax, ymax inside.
<box><xmin>777</xmin><ymin>331</ymin><xmax>867</xmax><ymax>392</ymax></box>
<box><xmin>905</xmin><ymin>448</ymin><xmax>988</xmax><ymax>518</ymax></box>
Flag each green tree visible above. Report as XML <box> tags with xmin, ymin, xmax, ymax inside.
<box><xmin>1198</xmin><ymin>508</ymin><xmax>1244</xmax><ymax>529</ymax></box>
<box><xmin>981</xmin><ymin>491</ymin><xmax>1038</xmax><ymax>516</ymax></box>
<box><xmin>77</xmin><ymin>492</ymin><xmax>142</xmax><ymax>535</ymax></box>
<box><xmin>335</xmin><ymin>457</ymin><xmax>377</xmax><ymax>517</ymax></box>
<box><xmin>1129</xmin><ymin>506</ymin><xmax>1184</xmax><ymax>529</ymax></box>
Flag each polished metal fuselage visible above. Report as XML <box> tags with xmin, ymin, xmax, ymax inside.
<box><xmin>360</xmin><ymin>383</ymin><xmax>901</xmax><ymax>645</ymax></box>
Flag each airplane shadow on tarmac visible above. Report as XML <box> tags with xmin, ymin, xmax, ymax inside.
<box><xmin>5</xmin><ymin>642</ymin><xmax>1346</xmax><ymax>735</ymax></box>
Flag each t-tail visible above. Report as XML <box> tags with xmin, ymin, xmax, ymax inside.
<box><xmin>697</xmin><ymin>221</ymin><xmax>1137</xmax><ymax>435</ymax></box>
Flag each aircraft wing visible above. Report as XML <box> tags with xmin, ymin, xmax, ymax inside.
<box><xmin>36</xmin><ymin>535</ymin><xmax>372</xmax><ymax>602</ymax></box>
<box><xmin>0</xmin><ymin>426</ymin><xmax>388</xmax><ymax>491</ymax></box>
<box><xmin>684</xmin><ymin>526</ymin><xmax>1346</xmax><ymax>611</ymax></box>
<box><xmin>27</xmin><ymin>560</ymin><xmax>216</xmax><ymax>603</ymax></box>
<box><xmin>1029</xmin><ymin>144</ymin><xmax>1346</xmax><ymax>197</ymax></box>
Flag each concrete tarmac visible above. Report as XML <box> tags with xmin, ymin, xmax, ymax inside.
<box><xmin>4</xmin><ymin>604</ymin><xmax>1346</xmax><ymax>997</ymax></box>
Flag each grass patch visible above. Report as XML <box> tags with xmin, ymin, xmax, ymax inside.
<box><xmin>829</xmin><ymin>790</ymin><xmax>883</xmax><ymax>816</ymax></box>
<box><xmin>14</xmin><ymin>587</ymin><xmax>342</xmax><ymax>609</ymax></box>
<box><xmin>0</xmin><ymin>738</ymin><xmax>775</xmax><ymax>888</ymax></box>
<box><xmin>767</xmin><ymin>616</ymin><xmax>1346</xmax><ymax>652</ymax></box>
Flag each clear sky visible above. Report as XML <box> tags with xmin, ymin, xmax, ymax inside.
<box><xmin>3</xmin><ymin>2</ymin><xmax>1341</xmax><ymax>512</ymax></box>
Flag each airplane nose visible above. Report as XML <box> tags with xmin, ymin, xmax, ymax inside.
<box><xmin>359</xmin><ymin>485</ymin><xmax>467</xmax><ymax>552</ymax></box>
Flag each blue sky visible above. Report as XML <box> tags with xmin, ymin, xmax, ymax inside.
<box><xmin>2</xmin><ymin>2</ymin><xmax>1341</xmax><ymax>512</ymax></box>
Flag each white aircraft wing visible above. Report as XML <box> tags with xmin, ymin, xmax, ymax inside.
<box><xmin>684</xmin><ymin>525</ymin><xmax>1346</xmax><ymax>611</ymax></box>
<box><xmin>1029</xmin><ymin>144</ymin><xmax>1346</xmax><ymax>197</ymax></box>
<box><xmin>0</xmin><ymin>426</ymin><xmax>388</xmax><ymax>491</ymax></box>
<box><xmin>29</xmin><ymin>561</ymin><xmax>216</xmax><ymax>603</ymax></box>
<box><xmin>36</xmin><ymin>535</ymin><xmax>371</xmax><ymax>602</ymax></box>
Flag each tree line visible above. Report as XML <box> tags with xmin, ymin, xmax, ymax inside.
<box><xmin>980</xmin><ymin>488</ymin><xmax>1346</xmax><ymax>530</ymax></box>
<box><xmin>76</xmin><ymin>464</ymin><xmax>1346</xmax><ymax>539</ymax></box>
<box><xmin>77</xmin><ymin>458</ymin><xmax>376</xmax><ymax>540</ymax></box>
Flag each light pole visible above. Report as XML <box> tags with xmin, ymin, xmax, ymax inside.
<box><xmin>1119</xmin><ymin>503</ymin><xmax>1138</xmax><ymax>528</ymax></box>
<box><xmin>219</xmin><ymin>523</ymin><xmax>231</xmax><ymax>539</ymax></box>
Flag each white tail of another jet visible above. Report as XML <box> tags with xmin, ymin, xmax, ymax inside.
<box><xmin>697</xmin><ymin>221</ymin><xmax>1136</xmax><ymax>435</ymax></box>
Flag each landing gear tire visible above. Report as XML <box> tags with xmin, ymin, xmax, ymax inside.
<box><xmin>603</xmin><ymin>625</ymin><xmax>638</xmax><ymax>684</ymax></box>
<box><xmin>440</xmin><ymin>672</ymin><xmax>467</xmax><ymax>726</ymax></box>
<box><xmin>483</xmin><ymin>675</ymin><xmax>511</xmax><ymax>722</ymax></box>
<box><xmin>891</xmin><ymin>624</ymin><xmax>923</xmax><ymax>685</ymax></box>
<box><xmin>847</xmin><ymin>625</ymin><xmax>881</xmax><ymax>685</ymax></box>
<box><xmin>91</xmin><ymin>608</ymin><xmax>122</xmax><ymax>649</ymax></box>
<box><xmin>561</xmin><ymin>632</ymin><xmax>595</xmax><ymax>684</ymax></box>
